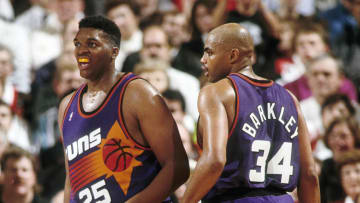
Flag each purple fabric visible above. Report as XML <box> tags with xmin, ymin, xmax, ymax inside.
<box><xmin>203</xmin><ymin>73</ymin><xmax>300</xmax><ymax>201</ymax></box>
<box><xmin>63</xmin><ymin>73</ymin><xmax>163</xmax><ymax>202</ymax></box>
<box><xmin>284</xmin><ymin>75</ymin><xmax>358</xmax><ymax>102</ymax></box>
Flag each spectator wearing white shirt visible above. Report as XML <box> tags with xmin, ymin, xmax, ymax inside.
<box><xmin>0</xmin><ymin>19</ymin><xmax>32</xmax><ymax>94</ymax></box>
<box><xmin>123</xmin><ymin>25</ymin><xmax>200</xmax><ymax>119</ymax></box>
<box><xmin>106</xmin><ymin>0</ymin><xmax>143</xmax><ymax>71</ymax></box>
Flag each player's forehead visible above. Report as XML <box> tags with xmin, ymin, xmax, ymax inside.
<box><xmin>74</xmin><ymin>27</ymin><xmax>105</xmax><ymax>42</ymax></box>
<box><xmin>204</xmin><ymin>33</ymin><xmax>222</xmax><ymax>50</ymax></box>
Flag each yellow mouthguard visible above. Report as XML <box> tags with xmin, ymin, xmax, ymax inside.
<box><xmin>79</xmin><ymin>58</ymin><xmax>89</xmax><ymax>63</ymax></box>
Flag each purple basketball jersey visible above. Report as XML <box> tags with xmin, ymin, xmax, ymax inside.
<box><xmin>62</xmin><ymin>73</ymin><xmax>167</xmax><ymax>202</ymax></box>
<box><xmin>203</xmin><ymin>73</ymin><xmax>300</xmax><ymax>201</ymax></box>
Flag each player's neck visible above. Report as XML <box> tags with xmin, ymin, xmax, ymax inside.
<box><xmin>237</xmin><ymin>66</ymin><xmax>265</xmax><ymax>81</ymax></box>
<box><xmin>86</xmin><ymin>70</ymin><xmax>122</xmax><ymax>93</ymax></box>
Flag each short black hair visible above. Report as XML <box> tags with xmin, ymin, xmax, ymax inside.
<box><xmin>321</xmin><ymin>93</ymin><xmax>355</xmax><ymax>115</ymax></box>
<box><xmin>79</xmin><ymin>15</ymin><xmax>121</xmax><ymax>48</ymax></box>
<box><xmin>162</xmin><ymin>89</ymin><xmax>186</xmax><ymax>112</ymax></box>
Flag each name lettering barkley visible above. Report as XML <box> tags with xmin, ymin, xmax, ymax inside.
<box><xmin>66</xmin><ymin>128</ymin><xmax>102</xmax><ymax>161</ymax></box>
<box><xmin>242</xmin><ymin>103</ymin><xmax>298</xmax><ymax>139</ymax></box>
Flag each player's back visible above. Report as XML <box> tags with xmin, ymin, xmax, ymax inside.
<box><xmin>203</xmin><ymin>73</ymin><xmax>300</xmax><ymax>202</ymax></box>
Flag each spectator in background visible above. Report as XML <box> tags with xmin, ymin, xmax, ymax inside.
<box><xmin>123</xmin><ymin>25</ymin><xmax>200</xmax><ymax>119</ymax></box>
<box><xmin>0</xmin><ymin>100</ymin><xmax>31</xmax><ymax>152</ymax></box>
<box><xmin>162</xmin><ymin>89</ymin><xmax>198</xmax><ymax>202</ymax></box>
<box><xmin>106</xmin><ymin>0</ymin><xmax>143</xmax><ymax>71</ymax></box>
<box><xmin>179</xmin><ymin>0</ymin><xmax>218</xmax><ymax>78</ymax></box>
<box><xmin>29</xmin><ymin>17</ymin><xmax>79</xmax><ymax>124</ymax></box>
<box><xmin>265</xmin><ymin>18</ymin><xmax>298</xmax><ymax>81</ymax></box>
<box><xmin>162</xmin><ymin>89</ymin><xmax>196</xmax><ymax>140</ymax></box>
<box><xmin>162</xmin><ymin>10</ymin><xmax>204</xmax><ymax>79</ymax></box>
<box><xmin>275</xmin><ymin>0</ymin><xmax>308</xmax><ymax>20</ymax></box>
<box><xmin>320</xmin><ymin>118</ymin><xmax>360</xmax><ymax>203</ymax></box>
<box><xmin>277</xmin><ymin>21</ymin><xmax>329</xmax><ymax>86</ymax></box>
<box><xmin>50</xmin><ymin>190</ymin><xmax>64</xmax><ymax>203</ymax></box>
<box><xmin>32</xmin><ymin>52</ymin><xmax>83</xmax><ymax>153</ymax></box>
<box><xmin>336</xmin><ymin>149</ymin><xmax>360</xmax><ymax>203</ymax></box>
<box><xmin>322</xmin><ymin>94</ymin><xmax>358</xmax><ymax>130</ymax></box>
<box><xmin>83</xmin><ymin>0</ymin><xmax>105</xmax><ymax>16</ymax></box>
<box><xmin>0</xmin><ymin>0</ymin><xmax>14</xmax><ymax>20</ymax></box>
<box><xmin>133</xmin><ymin>58</ymin><xmax>169</xmax><ymax>94</ymax></box>
<box><xmin>161</xmin><ymin>10</ymin><xmax>190</xmax><ymax>58</ymax></box>
<box><xmin>316</xmin><ymin>93</ymin><xmax>360</xmax><ymax>161</ymax></box>
<box><xmin>300</xmin><ymin>54</ymin><xmax>346</xmax><ymax>147</ymax></box>
<box><xmin>31</xmin><ymin>17</ymin><xmax>79</xmax><ymax>96</ymax></box>
<box><xmin>14</xmin><ymin>0</ymin><xmax>57</xmax><ymax>32</ymax></box>
<box><xmin>28</xmin><ymin>0</ymin><xmax>85</xmax><ymax>70</ymax></box>
<box><xmin>264</xmin><ymin>0</ymin><xmax>316</xmax><ymax>18</ymax></box>
<box><xmin>0</xmin><ymin>131</ymin><xmax>8</xmax><ymax>185</ymax></box>
<box><xmin>32</xmin><ymin>54</ymin><xmax>83</xmax><ymax>199</ymax></box>
<box><xmin>15</xmin><ymin>0</ymin><xmax>82</xmax><ymax>70</ymax></box>
<box><xmin>276</xmin><ymin>19</ymin><xmax>297</xmax><ymax>60</ymax></box>
<box><xmin>214</xmin><ymin>0</ymin><xmax>282</xmax><ymax>78</ymax></box>
<box><xmin>318</xmin><ymin>0</ymin><xmax>359</xmax><ymax>46</ymax></box>
<box><xmin>0</xmin><ymin>44</ymin><xmax>18</xmax><ymax>113</ymax></box>
<box><xmin>186</xmin><ymin>0</ymin><xmax>216</xmax><ymax>55</ymax></box>
<box><xmin>282</xmin><ymin>22</ymin><xmax>357</xmax><ymax>102</ymax></box>
<box><xmin>133</xmin><ymin>0</ymin><xmax>163</xmax><ymax>29</ymax></box>
<box><xmin>0</xmin><ymin>146</ymin><xmax>46</xmax><ymax>203</ymax></box>
<box><xmin>332</xmin><ymin>0</ymin><xmax>360</xmax><ymax>100</ymax></box>
<box><xmin>0</xmin><ymin>15</ymin><xmax>32</xmax><ymax>94</ymax></box>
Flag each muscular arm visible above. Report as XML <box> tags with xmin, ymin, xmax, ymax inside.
<box><xmin>181</xmin><ymin>83</ymin><xmax>229</xmax><ymax>203</ymax></box>
<box><xmin>125</xmin><ymin>80</ymin><xmax>189</xmax><ymax>203</ymax></box>
<box><xmin>57</xmin><ymin>93</ymin><xmax>75</xmax><ymax>203</ymax></box>
<box><xmin>289</xmin><ymin>91</ymin><xmax>320</xmax><ymax>203</ymax></box>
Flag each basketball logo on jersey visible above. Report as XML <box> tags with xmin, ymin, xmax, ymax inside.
<box><xmin>103</xmin><ymin>138</ymin><xmax>134</xmax><ymax>172</ymax></box>
<box><xmin>68</xmin><ymin>121</ymin><xmax>143</xmax><ymax>196</ymax></box>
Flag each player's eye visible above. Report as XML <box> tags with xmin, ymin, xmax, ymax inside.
<box><xmin>89</xmin><ymin>42</ymin><xmax>97</xmax><ymax>48</ymax></box>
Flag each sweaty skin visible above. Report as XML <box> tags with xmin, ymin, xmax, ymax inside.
<box><xmin>180</xmin><ymin>23</ymin><xmax>320</xmax><ymax>203</ymax></box>
<box><xmin>59</xmin><ymin>23</ymin><xmax>189</xmax><ymax>203</ymax></box>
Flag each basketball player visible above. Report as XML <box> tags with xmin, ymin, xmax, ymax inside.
<box><xmin>58</xmin><ymin>16</ymin><xmax>189</xmax><ymax>202</ymax></box>
<box><xmin>180</xmin><ymin>23</ymin><xmax>320</xmax><ymax>203</ymax></box>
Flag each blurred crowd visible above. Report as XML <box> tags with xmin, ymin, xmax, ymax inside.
<box><xmin>0</xmin><ymin>0</ymin><xmax>360</xmax><ymax>202</ymax></box>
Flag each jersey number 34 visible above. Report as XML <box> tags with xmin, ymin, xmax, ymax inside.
<box><xmin>249</xmin><ymin>140</ymin><xmax>293</xmax><ymax>184</ymax></box>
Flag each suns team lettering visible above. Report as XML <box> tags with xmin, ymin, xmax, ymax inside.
<box><xmin>242</xmin><ymin>103</ymin><xmax>298</xmax><ymax>139</ymax></box>
<box><xmin>66</xmin><ymin>128</ymin><xmax>102</xmax><ymax>161</ymax></box>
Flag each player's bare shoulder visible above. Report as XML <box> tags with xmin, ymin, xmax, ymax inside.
<box><xmin>122</xmin><ymin>78</ymin><xmax>163</xmax><ymax>118</ymax></box>
<box><xmin>199</xmin><ymin>78</ymin><xmax>235</xmax><ymax>105</ymax></box>
<box><xmin>123</xmin><ymin>78</ymin><xmax>159</xmax><ymax>102</ymax></box>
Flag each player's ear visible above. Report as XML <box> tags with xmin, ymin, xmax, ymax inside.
<box><xmin>229</xmin><ymin>48</ymin><xmax>240</xmax><ymax>64</ymax></box>
<box><xmin>112</xmin><ymin>47</ymin><xmax>119</xmax><ymax>59</ymax></box>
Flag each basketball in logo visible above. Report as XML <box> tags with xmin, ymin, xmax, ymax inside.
<box><xmin>103</xmin><ymin>138</ymin><xmax>133</xmax><ymax>172</ymax></box>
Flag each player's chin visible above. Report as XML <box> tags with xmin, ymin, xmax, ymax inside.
<box><xmin>79</xmin><ymin>71</ymin><xmax>91</xmax><ymax>80</ymax></box>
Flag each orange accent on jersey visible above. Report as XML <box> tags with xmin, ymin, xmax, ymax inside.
<box><xmin>231</xmin><ymin>73</ymin><xmax>274</xmax><ymax>87</ymax></box>
<box><xmin>117</xmin><ymin>77</ymin><xmax>151</xmax><ymax>150</ymax></box>
<box><xmin>227</xmin><ymin>76</ymin><xmax>240</xmax><ymax>138</ymax></box>
<box><xmin>61</xmin><ymin>89</ymin><xmax>80</xmax><ymax>130</ymax></box>
<box><xmin>69</xmin><ymin>121</ymin><xmax>143</xmax><ymax>195</ymax></box>
<box><xmin>77</xmin><ymin>73</ymin><xmax>132</xmax><ymax>119</ymax></box>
